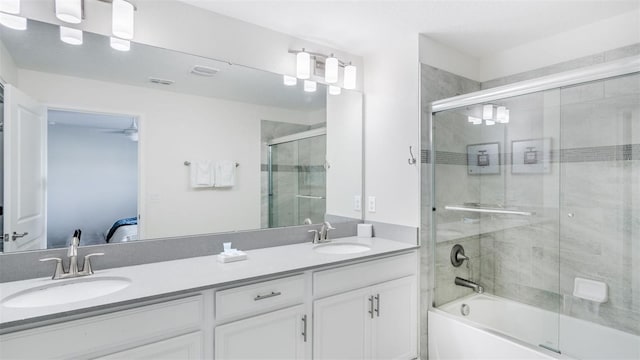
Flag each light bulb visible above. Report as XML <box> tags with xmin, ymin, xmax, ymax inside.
<box><xmin>482</xmin><ymin>104</ymin><xmax>494</xmax><ymax>120</ymax></box>
<box><xmin>283</xmin><ymin>75</ymin><xmax>297</xmax><ymax>86</ymax></box>
<box><xmin>296</xmin><ymin>50</ymin><xmax>311</xmax><ymax>79</ymax></box>
<box><xmin>329</xmin><ymin>85</ymin><xmax>341</xmax><ymax>95</ymax></box>
<box><xmin>0</xmin><ymin>13</ymin><xmax>26</xmax><ymax>30</ymax></box>
<box><xmin>55</xmin><ymin>0</ymin><xmax>82</xmax><ymax>24</ymax></box>
<box><xmin>304</xmin><ymin>80</ymin><xmax>316</xmax><ymax>92</ymax></box>
<box><xmin>112</xmin><ymin>0</ymin><xmax>134</xmax><ymax>40</ymax></box>
<box><xmin>60</xmin><ymin>26</ymin><xmax>83</xmax><ymax>45</ymax></box>
<box><xmin>0</xmin><ymin>0</ymin><xmax>20</xmax><ymax>14</ymax></box>
<box><xmin>110</xmin><ymin>37</ymin><xmax>130</xmax><ymax>51</ymax></box>
<box><xmin>325</xmin><ymin>56</ymin><xmax>339</xmax><ymax>84</ymax></box>
<box><xmin>343</xmin><ymin>63</ymin><xmax>357</xmax><ymax>90</ymax></box>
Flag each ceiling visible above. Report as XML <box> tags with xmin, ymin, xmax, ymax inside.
<box><xmin>180</xmin><ymin>0</ymin><xmax>639</xmax><ymax>57</ymax></box>
<box><xmin>0</xmin><ymin>19</ymin><xmax>327</xmax><ymax>111</ymax></box>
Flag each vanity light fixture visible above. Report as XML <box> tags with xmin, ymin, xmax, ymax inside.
<box><xmin>0</xmin><ymin>12</ymin><xmax>26</xmax><ymax>30</ymax></box>
<box><xmin>325</xmin><ymin>55</ymin><xmax>339</xmax><ymax>84</ymax></box>
<box><xmin>329</xmin><ymin>85</ymin><xmax>341</xmax><ymax>95</ymax></box>
<box><xmin>471</xmin><ymin>104</ymin><xmax>510</xmax><ymax>126</ymax></box>
<box><xmin>343</xmin><ymin>62</ymin><xmax>357</xmax><ymax>90</ymax></box>
<box><xmin>0</xmin><ymin>0</ymin><xmax>20</xmax><ymax>14</ymax></box>
<box><xmin>55</xmin><ymin>0</ymin><xmax>82</xmax><ymax>24</ymax></box>
<box><xmin>304</xmin><ymin>80</ymin><xmax>317</xmax><ymax>92</ymax></box>
<box><xmin>110</xmin><ymin>36</ymin><xmax>130</xmax><ymax>51</ymax></box>
<box><xmin>485</xmin><ymin>119</ymin><xmax>496</xmax><ymax>126</ymax></box>
<box><xmin>283</xmin><ymin>75</ymin><xmax>297</xmax><ymax>86</ymax></box>
<box><xmin>112</xmin><ymin>0</ymin><xmax>134</xmax><ymax>40</ymax></box>
<box><xmin>296</xmin><ymin>49</ymin><xmax>311</xmax><ymax>79</ymax></box>
<box><xmin>496</xmin><ymin>106</ymin><xmax>510</xmax><ymax>123</ymax></box>
<box><xmin>60</xmin><ymin>26</ymin><xmax>83</xmax><ymax>45</ymax></box>
<box><xmin>482</xmin><ymin>104</ymin><xmax>494</xmax><ymax>120</ymax></box>
<box><xmin>467</xmin><ymin>116</ymin><xmax>482</xmax><ymax>125</ymax></box>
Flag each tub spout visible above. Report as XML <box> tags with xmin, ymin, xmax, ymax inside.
<box><xmin>455</xmin><ymin>277</ymin><xmax>484</xmax><ymax>294</ymax></box>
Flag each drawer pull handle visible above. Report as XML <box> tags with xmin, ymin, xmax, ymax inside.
<box><xmin>301</xmin><ymin>314</ymin><xmax>308</xmax><ymax>342</ymax></box>
<box><xmin>374</xmin><ymin>294</ymin><xmax>380</xmax><ymax>317</ymax></box>
<box><xmin>254</xmin><ymin>291</ymin><xmax>282</xmax><ymax>301</ymax></box>
<box><xmin>368</xmin><ymin>295</ymin><xmax>374</xmax><ymax>318</ymax></box>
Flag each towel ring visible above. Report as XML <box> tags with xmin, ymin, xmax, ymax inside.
<box><xmin>184</xmin><ymin>161</ymin><xmax>239</xmax><ymax>167</ymax></box>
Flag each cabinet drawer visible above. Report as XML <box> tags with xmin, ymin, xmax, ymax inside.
<box><xmin>216</xmin><ymin>274</ymin><xmax>305</xmax><ymax>323</ymax></box>
<box><xmin>0</xmin><ymin>295</ymin><xmax>204</xmax><ymax>359</ymax></box>
<box><xmin>313</xmin><ymin>252</ymin><xmax>417</xmax><ymax>298</ymax></box>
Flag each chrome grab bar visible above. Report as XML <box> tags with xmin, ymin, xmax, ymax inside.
<box><xmin>295</xmin><ymin>194</ymin><xmax>325</xmax><ymax>200</ymax></box>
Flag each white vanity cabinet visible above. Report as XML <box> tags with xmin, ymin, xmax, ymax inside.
<box><xmin>312</xmin><ymin>252</ymin><xmax>418</xmax><ymax>360</ymax></box>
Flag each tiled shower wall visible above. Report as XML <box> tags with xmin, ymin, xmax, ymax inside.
<box><xmin>421</xmin><ymin>43</ymin><xmax>640</xmax><ymax>355</ymax></box>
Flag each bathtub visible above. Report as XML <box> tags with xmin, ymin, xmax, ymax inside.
<box><xmin>428</xmin><ymin>293</ymin><xmax>640</xmax><ymax>360</ymax></box>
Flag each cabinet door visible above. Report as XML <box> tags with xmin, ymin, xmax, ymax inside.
<box><xmin>313</xmin><ymin>287</ymin><xmax>372</xmax><ymax>360</ymax></box>
<box><xmin>96</xmin><ymin>332</ymin><xmax>203</xmax><ymax>359</ymax></box>
<box><xmin>215</xmin><ymin>305</ymin><xmax>308</xmax><ymax>360</ymax></box>
<box><xmin>371</xmin><ymin>276</ymin><xmax>417</xmax><ymax>360</ymax></box>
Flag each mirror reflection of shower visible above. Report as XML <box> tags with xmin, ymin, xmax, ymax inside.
<box><xmin>267</xmin><ymin>127</ymin><xmax>327</xmax><ymax>228</ymax></box>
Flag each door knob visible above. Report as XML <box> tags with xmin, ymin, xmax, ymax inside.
<box><xmin>12</xmin><ymin>232</ymin><xmax>29</xmax><ymax>241</ymax></box>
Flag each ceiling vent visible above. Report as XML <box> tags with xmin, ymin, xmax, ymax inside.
<box><xmin>191</xmin><ymin>65</ymin><xmax>219</xmax><ymax>77</ymax></box>
<box><xmin>149</xmin><ymin>77</ymin><xmax>174</xmax><ymax>86</ymax></box>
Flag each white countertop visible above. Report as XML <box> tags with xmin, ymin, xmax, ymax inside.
<box><xmin>0</xmin><ymin>237</ymin><xmax>416</xmax><ymax>328</ymax></box>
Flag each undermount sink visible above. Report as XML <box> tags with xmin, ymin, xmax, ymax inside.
<box><xmin>313</xmin><ymin>242</ymin><xmax>371</xmax><ymax>255</ymax></box>
<box><xmin>1</xmin><ymin>276</ymin><xmax>131</xmax><ymax>309</ymax></box>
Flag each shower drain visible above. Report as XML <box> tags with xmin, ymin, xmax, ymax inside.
<box><xmin>460</xmin><ymin>303</ymin><xmax>470</xmax><ymax>316</ymax></box>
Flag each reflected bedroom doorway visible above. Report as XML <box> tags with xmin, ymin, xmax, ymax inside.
<box><xmin>46</xmin><ymin>109</ymin><xmax>139</xmax><ymax>248</ymax></box>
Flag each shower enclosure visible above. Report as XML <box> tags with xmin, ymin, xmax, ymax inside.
<box><xmin>268</xmin><ymin>128</ymin><xmax>327</xmax><ymax>228</ymax></box>
<box><xmin>428</xmin><ymin>57</ymin><xmax>639</xmax><ymax>359</ymax></box>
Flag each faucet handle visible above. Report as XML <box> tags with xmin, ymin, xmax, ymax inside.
<box><xmin>308</xmin><ymin>229</ymin><xmax>320</xmax><ymax>243</ymax></box>
<box><xmin>40</xmin><ymin>257</ymin><xmax>64</xmax><ymax>280</ymax></box>
<box><xmin>81</xmin><ymin>253</ymin><xmax>104</xmax><ymax>275</ymax></box>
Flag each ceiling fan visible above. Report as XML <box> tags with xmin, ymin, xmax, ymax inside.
<box><xmin>101</xmin><ymin>119</ymin><xmax>138</xmax><ymax>141</ymax></box>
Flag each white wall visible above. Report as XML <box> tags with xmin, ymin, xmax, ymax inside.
<box><xmin>19</xmin><ymin>0</ymin><xmax>363</xmax><ymax>90</ymax></box>
<box><xmin>363</xmin><ymin>36</ymin><xmax>421</xmax><ymax>227</ymax></box>
<box><xmin>326</xmin><ymin>90</ymin><xmax>363</xmax><ymax>219</ymax></box>
<box><xmin>18</xmin><ymin>69</ymin><xmax>317</xmax><ymax>239</ymax></box>
<box><xmin>47</xmin><ymin>124</ymin><xmax>138</xmax><ymax>246</ymax></box>
<box><xmin>0</xmin><ymin>39</ymin><xmax>18</xmax><ymax>85</ymax></box>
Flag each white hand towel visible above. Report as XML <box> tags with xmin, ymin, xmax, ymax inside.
<box><xmin>215</xmin><ymin>160</ymin><xmax>236</xmax><ymax>187</ymax></box>
<box><xmin>190</xmin><ymin>160</ymin><xmax>214</xmax><ymax>188</ymax></box>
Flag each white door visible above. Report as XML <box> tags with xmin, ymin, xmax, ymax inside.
<box><xmin>3</xmin><ymin>85</ymin><xmax>47</xmax><ymax>252</ymax></box>
<box><xmin>96</xmin><ymin>332</ymin><xmax>203</xmax><ymax>359</ymax></box>
<box><xmin>215</xmin><ymin>305</ymin><xmax>308</xmax><ymax>359</ymax></box>
<box><xmin>371</xmin><ymin>276</ymin><xmax>418</xmax><ymax>360</ymax></box>
<box><xmin>313</xmin><ymin>287</ymin><xmax>372</xmax><ymax>360</ymax></box>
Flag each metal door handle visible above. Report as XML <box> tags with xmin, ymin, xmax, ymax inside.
<box><xmin>301</xmin><ymin>314</ymin><xmax>308</xmax><ymax>342</ymax></box>
<box><xmin>254</xmin><ymin>291</ymin><xmax>282</xmax><ymax>301</ymax></box>
<box><xmin>368</xmin><ymin>295</ymin><xmax>374</xmax><ymax>319</ymax></box>
<box><xmin>374</xmin><ymin>294</ymin><xmax>380</xmax><ymax>317</ymax></box>
<box><xmin>12</xmin><ymin>232</ymin><xmax>28</xmax><ymax>241</ymax></box>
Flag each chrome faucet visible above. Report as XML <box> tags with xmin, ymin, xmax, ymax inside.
<box><xmin>455</xmin><ymin>276</ymin><xmax>484</xmax><ymax>294</ymax></box>
<box><xmin>308</xmin><ymin>221</ymin><xmax>335</xmax><ymax>244</ymax></box>
<box><xmin>40</xmin><ymin>229</ymin><xmax>104</xmax><ymax>280</ymax></box>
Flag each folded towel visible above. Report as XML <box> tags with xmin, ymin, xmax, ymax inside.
<box><xmin>190</xmin><ymin>160</ymin><xmax>214</xmax><ymax>188</ymax></box>
<box><xmin>215</xmin><ymin>160</ymin><xmax>236</xmax><ymax>187</ymax></box>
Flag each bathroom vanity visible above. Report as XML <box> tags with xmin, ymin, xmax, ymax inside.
<box><xmin>0</xmin><ymin>238</ymin><xmax>418</xmax><ymax>359</ymax></box>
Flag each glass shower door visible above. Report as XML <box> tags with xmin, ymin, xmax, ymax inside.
<box><xmin>268</xmin><ymin>134</ymin><xmax>326</xmax><ymax>228</ymax></box>
<box><xmin>557</xmin><ymin>73</ymin><xmax>640</xmax><ymax>359</ymax></box>
<box><xmin>431</xmin><ymin>88</ymin><xmax>562</xmax><ymax>352</ymax></box>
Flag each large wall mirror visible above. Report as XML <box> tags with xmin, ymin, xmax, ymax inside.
<box><xmin>0</xmin><ymin>19</ymin><xmax>363</xmax><ymax>253</ymax></box>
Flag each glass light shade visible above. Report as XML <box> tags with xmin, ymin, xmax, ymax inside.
<box><xmin>110</xmin><ymin>37</ymin><xmax>130</xmax><ymax>51</ymax></box>
<box><xmin>296</xmin><ymin>50</ymin><xmax>311</xmax><ymax>79</ymax></box>
<box><xmin>112</xmin><ymin>0</ymin><xmax>134</xmax><ymax>40</ymax></box>
<box><xmin>504</xmin><ymin>109</ymin><xmax>510</xmax><ymax>123</ymax></box>
<box><xmin>303</xmin><ymin>80</ymin><xmax>316</xmax><ymax>92</ymax></box>
<box><xmin>329</xmin><ymin>85</ymin><xmax>341</xmax><ymax>95</ymax></box>
<box><xmin>485</xmin><ymin>119</ymin><xmax>496</xmax><ymax>126</ymax></box>
<box><xmin>343</xmin><ymin>64</ymin><xmax>357</xmax><ymax>89</ymax></box>
<box><xmin>482</xmin><ymin>104</ymin><xmax>494</xmax><ymax>120</ymax></box>
<box><xmin>325</xmin><ymin>56</ymin><xmax>339</xmax><ymax>83</ymax></box>
<box><xmin>60</xmin><ymin>26</ymin><xmax>83</xmax><ymax>45</ymax></box>
<box><xmin>496</xmin><ymin>106</ymin><xmax>507</xmax><ymax>123</ymax></box>
<box><xmin>468</xmin><ymin>116</ymin><xmax>481</xmax><ymax>125</ymax></box>
<box><xmin>0</xmin><ymin>0</ymin><xmax>20</xmax><ymax>14</ymax></box>
<box><xmin>55</xmin><ymin>0</ymin><xmax>82</xmax><ymax>24</ymax></box>
<box><xmin>283</xmin><ymin>75</ymin><xmax>297</xmax><ymax>86</ymax></box>
<box><xmin>0</xmin><ymin>13</ymin><xmax>26</xmax><ymax>30</ymax></box>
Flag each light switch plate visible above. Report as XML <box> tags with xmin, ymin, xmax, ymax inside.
<box><xmin>368</xmin><ymin>196</ymin><xmax>376</xmax><ymax>212</ymax></box>
<box><xmin>354</xmin><ymin>195</ymin><xmax>362</xmax><ymax>211</ymax></box>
